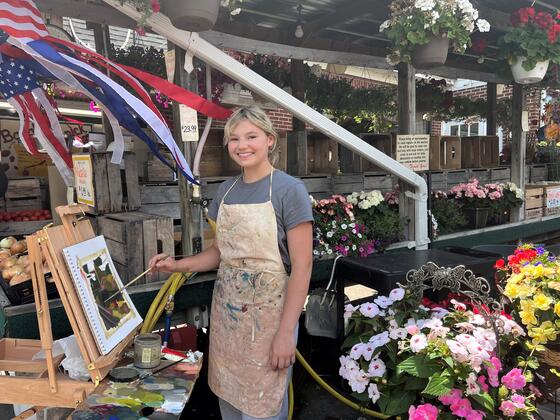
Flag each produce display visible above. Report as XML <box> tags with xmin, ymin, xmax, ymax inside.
<box><xmin>0</xmin><ymin>210</ymin><xmax>52</xmax><ymax>222</ymax></box>
<box><xmin>0</xmin><ymin>236</ymin><xmax>47</xmax><ymax>286</ymax></box>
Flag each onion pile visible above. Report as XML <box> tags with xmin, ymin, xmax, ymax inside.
<box><xmin>0</xmin><ymin>237</ymin><xmax>34</xmax><ymax>285</ymax></box>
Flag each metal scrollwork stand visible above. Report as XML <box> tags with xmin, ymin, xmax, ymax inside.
<box><xmin>401</xmin><ymin>262</ymin><xmax>505</xmax><ymax>353</ymax></box>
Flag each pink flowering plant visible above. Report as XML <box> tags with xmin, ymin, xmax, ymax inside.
<box><xmin>311</xmin><ymin>195</ymin><xmax>376</xmax><ymax>258</ymax></box>
<box><xmin>340</xmin><ymin>287</ymin><xmax>539</xmax><ymax>418</ymax></box>
<box><xmin>126</xmin><ymin>0</ymin><xmax>161</xmax><ymax>34</ymax></box>
<box><xmin>448</xmin><ymin>178</ymin><xmax>489</xmax><ymax>208</ymax></box>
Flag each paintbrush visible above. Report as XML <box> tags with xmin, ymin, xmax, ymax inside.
<box><xmin>104</xmin><ymin>254</ymin><xmax>196</xmax><ymax>303</ymax></box>
<box><xmin>103</xmin><ymin>267</ymin><xmax>152</xmax><ymax>302</ymax></box>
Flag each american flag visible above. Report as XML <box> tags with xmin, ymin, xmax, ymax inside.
<box><xmin>0</xmin><ymin>55</ymin><xmax>74</xmax><ymax>183</ymax></box>
<box><xmin>0</xmin><ymin>0</ymin><xmax>48</xmax><ymax>43</ymax></box>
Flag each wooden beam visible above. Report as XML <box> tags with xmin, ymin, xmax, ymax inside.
<box><xmin>202</xmin><ymin>30</ymin><xmax>509</xmax><ymax>83</ymax></box>
<box><xmin>487</xmin><ymin>82</ymin><xmax>497</xmax><ymax>135</ymax></box>
<box><xmin>300</xmin><ymin>0</ymin><xmax>385</xmax><ymax>43</ymax></box>
<box><xmin>511</xmin><ymin>84</ymin><xmax>526</xmax><ymax>221</ymax></box>
<box><xmin>397</xmin><ymin>63</ymin><xmax>415</xmax><ymax>135</ymax></box>
<box><xmin>35</xmin><ymin>0</ymin><xmax>135</xmax><ymax>28</ymax></box>
<box><xmin>287</xmin><ymin>59</ymin><xmax>307</xmax><ymax>176</ymax></box>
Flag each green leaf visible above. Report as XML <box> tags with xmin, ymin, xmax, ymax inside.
<box><xmin>385</xmin><ymin>341</ymin><xmax>398</xmax><ymax>364</ymax></box>
<box><xmin>443</xmin><ymin>356</ymin><xmax>454</xmax><ymax>369</ymax></box>
<box><xmin>404</xmin><ymin>376</ymin><xmax>428</xmax><ymax>391</ymax></box>
<box><xmin>341</xmin><ymin>334</ymin><xmax>361</xmax><ymax>350</ymax></box>
<box><xmin>472</xmin><ymin>393</ymin><xmax>495</xmax><ymax>413</ymax></box>
<box><xmin>350</xmin><ymin>391</ymin><xmax>372</xmax><ymax>403</ymax></box>
<box><xmin>382</xmin><ymin>391</ymin><xmax>417</xmax><ymax>416</ymax></box>
<box><xmin>397</xmin><ymin>354</ymin><xmax>441</xmax><ymax>378</ymax></box>
<box><xmin>394</xmin><ymin>311</ymin><xmax>407</xmax><ymax>325</ymax></box>
<box><xmin>422</xmin><ymin>373</ymin><xmax>454</xmax><ymax>397</ymax></box>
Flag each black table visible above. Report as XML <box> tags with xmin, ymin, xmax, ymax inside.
<box><xmin>332</xmin><ymin>247</ymin><xmax>500</xmax><ymax>338</ymax></box>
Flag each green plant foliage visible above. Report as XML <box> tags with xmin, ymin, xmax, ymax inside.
<box><xmin>430</xmin><ymin>193</ymin><xmax>468</xmax><ymax>235</ymax></box>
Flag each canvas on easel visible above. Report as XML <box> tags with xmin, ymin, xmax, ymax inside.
<box><xmin>62</xmin><ymin>235</ymin><xmax>142</xmax><ymax>355</ymax></box>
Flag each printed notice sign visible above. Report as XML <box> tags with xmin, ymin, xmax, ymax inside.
<box><xmin>546</xmin><ymin>186</ymin><xmax>560</xmax><ymax>208</ymax></box>
<box><xmin>179</xmin><ymin>104</ymin><xmax>199</xmax><ymax>142</ymax></box>
<box><xmin>396</xmin><ymin>134</ymin><xmax>430</xmax><ymax>172</ymax></box>
<box><xmin>72</xmin><ymin>155</ymin><xmax>95</xmax><ymax>207</ymax></box>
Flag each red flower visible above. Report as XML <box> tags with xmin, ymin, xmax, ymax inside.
<box><xmin>471</xmin><ymin>37</ymin><xmax>487</xmax><ymax>54</ymax></box>
<box><xmin>494</xmin><ymin>259</ymin><xmax>505</xmax><ymax>269</ymax></box>
<box><xmin>151</xmin><ymin>0</ymin><xmax>160</xmax><ymax>13</ymax></box>
<box><xmin>535</xmin><ymin>11</ymin><xmax>554</xmax><ymax>29</ymax></box>
<box><xmin>135</xmin><ymin>26</ymin><xmax>146</xmax><ymax>36</ymax></box>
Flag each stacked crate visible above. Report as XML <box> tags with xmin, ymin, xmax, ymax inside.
<box><xmin>524</xmin><ymin>185</ymin><xmax>544</xmax><ymax>219</ymax></box>
<box><xmin>97</xmin><ymin>211</ymin><xmax>174</xmax><ymax>284</ymax></box>
<box><xmin>5</xmin><ymin>178</ymin><xmax>42</xmax><ymax>212</ymax></box>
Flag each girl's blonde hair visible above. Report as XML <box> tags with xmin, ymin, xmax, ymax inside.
<box><xmin>223</xmin><ymin>106</ymin><xmax>279</xmax><ymax>160</ymax></box>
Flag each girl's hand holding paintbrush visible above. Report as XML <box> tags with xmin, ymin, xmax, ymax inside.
<box><xmin>148</xmin><ymin>253</ymin><xmax>180</xmax><ymax>273</ymax></box>
<box><xmin>148</xmin><ymin>244</ymin><xmax>222</xmax><ymax>275</ymax></box>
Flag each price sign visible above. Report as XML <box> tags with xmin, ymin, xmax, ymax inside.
<box><xmin>72</xmin><ymin>155</ymin><xmax>95</xmax><ymax>207</ymax></box>
<box><xmin>546</xmin><ymin>186</ymin><xmax>560</xmax><ymax>208</ymax></box>
<box><xmin>179</xmin><ymin>104</ymin><xmax>199</xmax><ymax>142</ymax></box>
<box><xmin>396</xmin><ymin>134</ymin><xmax>430</xmax><ymax>172</ymax></box>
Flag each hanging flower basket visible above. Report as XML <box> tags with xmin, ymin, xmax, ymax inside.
<box><xmin>160</xmin><ymin>0</ymin><xmax>219</xmax><ymax>32</ymax></box>
<box><xmin>510</xmin><ymin>57</ymin><xmax>550</xmax><ymax>84</ymax></box>
<box><xmin>411</xmin><ymin>36</ymin><xmax>450</xmax><ymax>68</ymax></box>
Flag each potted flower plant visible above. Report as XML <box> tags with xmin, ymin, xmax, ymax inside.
<box><xmin>379</xmin><ymin>0</ymin><xmax>490</xmax><ymax>68</ymax></box>
<box><xmin>498</xmin><ymin>7</ymin><xmax>560</xmax><ymax>84</ymax></box>
<box><xmin>448</xmin><ymin>179</ymin><xmax>490</xmax><ymax>229</ymax></box>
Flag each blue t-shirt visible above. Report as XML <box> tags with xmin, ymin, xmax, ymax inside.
<box><xmin>207</xmin><ymin>170</ymin><xmax>313</xmax><ymax>273</ymax></box>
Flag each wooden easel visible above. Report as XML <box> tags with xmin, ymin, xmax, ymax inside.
<box><xmin>0</xmin><ymin>204</ymin><xmax>138</xmax><ymax>408</ymax></box>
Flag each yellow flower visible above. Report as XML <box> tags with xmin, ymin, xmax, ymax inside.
<box><xmin>509</xmin><ymin>272</ymin><xmax>525</xmax><ymax>284</ymax></box>
<box><xmin>520</xmin><ymin>310</ymin><xmax>538</xmax><ymax>326</ymax></box>
<box><xmin>520</xmin><ymin>299</ymin><xmax>535</xmax><ymax>312</ymax></box>
<box><xmin>505</xmin><ymin>283</ymin><xmax>521</xmax><ymax>299</ymax></box>
<box><xmin>533</xmin><ymin>293</ymin><xmax>553</xmax><ymax>311</ymax></box>
<box><xmin>555</xmin><ymin>302</ymin><xmax>560</xmax><ymax>317</ymax></box>
<box><xmin>528</xmin><ymin>321</ymin><xmax>558</xmax><ymax>345</ymax></box>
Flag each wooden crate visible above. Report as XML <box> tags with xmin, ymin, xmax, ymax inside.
<box><xmin>525</xmin><ymin>185</ymin><xmax>544</xmax><ymax>219</ymax></box>
<box><xmin>301</xmin><ymin>175</ymin><xmax>332</xmax><ymax>199</ymax></box>
<box><xmin>430</xmin><ymin>136</ymin><xmax>461</xmax><ymax>170</ymax></box>
<box><xmin>140</xmin><ymin>184</ymin><xmax>181</xmax><ymax>220</ymax></box>
<box><xmin>530</xmin><ymin>165</ymin><xmax>547</xmax><ymax>183</ymax></box>
<box><xmin>470</xmin><ymin>168</ymin><xmax>490</xmax><ymax>183</ymax></box>
<box><xmin>360</xmin><ymin>133</ymin><xmax>392</xmax><ymax>172</ymax></box>
<box><xmin>364</xmin><ymin>173</ymin><xmax>395</xmax><ymax>192</ymax></box>
<box><xmin>308</xmin><ymin>134</ymin><xmax>338</xmax><ymax>174</ymax></box>
<box><xmin>98</xmin><ymin>211</ymin><xmax>174</xmax><ymax>284</ymax></box>
<box><xmin>461</xmin><ymin>136</ymin><xmax>481</xmax><ymax>168</ymax></box>
<box><xmin>480</xmin><ymin>136</ymin><xmax>499</xmax><ymax>167</ymax></box>
<box><xmin>145</xmin><ymin>156</ymin><xmax>176</xmax><ymax>183</ymax></box>
<box><xmin>491</xmin><ymin>167</ymin><xmax>511</xmax><ymax>183</ymax></box>
<box><xmin>90</xmin><ymin>152</ymin><xmax>140</xmax><ymax>215</ymax></box>
<box><xmin>332</xmin><ymin>174</ymin><xmax>364</xmax><ymax>195</ymax></box>
<box><xmin>5</xmin><ymin>178</ymin><xmax>42</xmax><ymax>212</ymax></box>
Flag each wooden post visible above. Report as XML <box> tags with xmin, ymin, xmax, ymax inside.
<box><xmin>172</xmin><ymin>45</ymin><xmax>202</xmax><ymax>255</ymax></box>
<box><xmin>90</xmin><ymin>22</ymin><xmax>114</xmax><ymax>146</ymax></box>
<box><xmin>511</xmin><ymin>84</ymin><xmax>526</xmax><ymax>222</ymax></box>
<box><xmin>487</xmin><ymin>83</ymin><xmax>497</xmax><ymax>136</ymax></box>
<box><xmin>287</xmin><ymin>59</ymin><xmax>308</xmax><ymax>175</ymax></box>
<box><xmin>397</xmin><ymin>63</ymin><xmax>416</xmax><ymax>241</ymax></box>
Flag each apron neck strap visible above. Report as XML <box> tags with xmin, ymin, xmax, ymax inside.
<box><xmin>221</xmin><ymin>169</ymin><xmax>275</xmax><ymax>204</ymax></box>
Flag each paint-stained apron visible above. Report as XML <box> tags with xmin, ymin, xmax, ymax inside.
<box><xmin>208</xmin><ymin>170</ymin><xmax>290</xmax><ymax>418</ymax></box>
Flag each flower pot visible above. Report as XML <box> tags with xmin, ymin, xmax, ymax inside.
<box><xmin>160</xmin><ymin>0</ymin><xmax>219</xmax><ymax>32</ymax></box>
<box><xmin>510</xmin><ymin>57</ymin><xmax>549</xmax><ymax>84</ymax></box>
<box><xmin>411</xmin><ymin>36</ymin><xmax>450</xmax><ymax>69</ymax></box>
<box><xmin>463</xmin><ymin>207</ymin><xmax>489</xmax><ymax>229</ymax></box>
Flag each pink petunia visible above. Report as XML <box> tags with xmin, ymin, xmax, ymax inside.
<box><xmin>450</xmin><ymin>398</ymin><xmax>473</xmax><ymax>417</ymax></box>
<box><xmin>502</xmin><ymin>368</ymin><xmax>526</xmax><ymax>391</ymax></box>
<box><xmin>408</xmin><ymin>403</ymin><xmax>438</xmax><ymax>420</ymax></box>
<box><xmin>499</xmin><ymin>400</ymin><xmax>517</xmax><ymax>417</ymax></box>
<box><xmin>477</xmin><ymin>375</ymin><xmax>489</xmax><ymax>392</ymax></box>
<box><xmin>511</xmin><ymin>394</ymin><xmax>526</xmax><ymax>409</ymax></box>
<box><xmin>439</xmin><ymin>389</ymin><xmax>462</xmax><ymax>406</ymax></box>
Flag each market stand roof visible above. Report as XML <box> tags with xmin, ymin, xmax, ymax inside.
<box><xmin>34</xmin><ymin>0</ymin><xmax>560</xmax><ymax>82</ymax></box>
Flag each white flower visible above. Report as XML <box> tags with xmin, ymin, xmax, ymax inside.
<box><xmin>473</xmin><ymin>328</ymin><xmax>497</xmax><ymax>352</ymax></box>
<box><xmin>348</xmin><ymin>371</ymin><xmax>369</xmax><ymax>393</ymax></box>
<box><xmin>368</xmin><ymin>383</ymin><xmax>381</xmax><ymax>404</ymax></box>
<box><xmin>369</xmin><ymin>331</ymin><xmax>390</xmax><ymax>348</ymax></box>
<box><xmin>352</xmin><ymin>229</ymin><xmax>357</xmax><ymax>234</ymax></box>
<box><xmin>389</xmin><ymin>288</ymin><xmax>405</xmax><ymax>302</ymax></box>
<box><xmin>410</xmin><ymin>334</ymin><xmax>428</xmax><ymax>352</ymax></box>
<box><xmin>446</xmin><ymin>339</ymin><xmax>469</xmax><ymax>363</ymax></box>
<box><xmin>389</xmin><ymin>328</ymin><xmax>407</xmax><ymax>340</ymax></box>
<box><xmin>331</xmin><ymin>221</ymin><xmax>337</xmax><ymax>227</ymax></box>
<box><xmin>352</xmin><ymin>245</ymin><xmax>357</xmax><ymax>251</ymax></box>
<box><xmin>357</xmin><ymin>233</ymin><xmax>362</xmax><ymax>238</ymax></box>
<box><xmin>431</xmin><ymin>10</ymin><xmax>439</xmax><ymax>22</ymax></box>
<box><xmin>450</xmin><ymin>299</ymin><xmax>467</xmax><ymax>311</ymax></box>
<box><xmin>344</xmin><ymin>304</ymin><xmax>357</xmax><ymax>319</ymax></box>
<box><xmin>327</xmin><ymin>249</ymin><xmax>333</xmax><ymax>255</ymax></box>
<box><xmin>339</xmin><ymin>355</ymin><xmax>359</xmax><ymax>381</ymax></box>
<box><xmin>476</xmin><ymin>18</ymin><xmax>490</xmax><ymax>32</ymax></box>
<box><xmin>379</xmin><ymin>19</ymin><xmax>391</xmax><ymax>32</ymax></box>
<box><xmin>362</xmin><ymin>344</ymin><xmax>377</xmax><ymax>361</ymax></box>
<box><xmin>313</xmin><ymin>249</ymin><xmax>319</xmax><ymax>255</ymax></box>
<box><xmin>368</xmin><ymin>358</ymin><xmax>386</xmax><ymax>377</ymax></box>
<box><xmin>341</xmin><ymin>223</ymin><xmax>348</xmax><ymax>230</ymax></box>
<box><xmin>326</xmin><ymin>231</ymin><xmax>334</xmax><ymax>238</ymax></box>
<box><xmin>359</xmin><ymin>302</ymin><xmax>380</xmax><ymax>318</ymax></box>
<box><xmin>349</xmin><ymin>222</ymin><xmax>355</xmax><ymax>228</ymax></box>
<box><xmin>414</xmin><ymin>0</ymin><xmax>435</xmax><ymax>11</ymax></box>
<box><xmin>466</xmin><ymin>372</ymin><xmax>480</xmax><ymax>395</ymax></box>
<box><xmin>430</xmin><ymin>307</ymin><xmax>449</xmax><ymax>319</ymax></box>
<box><xmin>350</xmin><ymin>343</ymin><xmax>365</xmax><ymax>360</ymax></box>
<box><xmin>374</xmin><ymin>296</ymin><xmax>393</xmax><ymax>309</ymax></box>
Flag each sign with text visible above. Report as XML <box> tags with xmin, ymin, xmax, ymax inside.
<box><xmin>396</xmin><ymin>134</ymin><xmax>430</xmax><ymax>172</ymax></box>
<box><xmin>546</xmin><ymin>186</ymin><xmax>560</xmax><ymax>209</ymax></box>
<box><xmin>72</xmin><ymin>155</ymin><xmax>95</xmax><ymax>207</ymax></box>
<box><xmin>179</xmin><ymin>104</ymin><xmax>199</xmax><ymax>142</ymax></box>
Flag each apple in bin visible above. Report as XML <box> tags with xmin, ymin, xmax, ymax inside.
<box><xmin>0</xmin><ymin>209</ymin><xmax>52</xmax><ymax>222</ymax></box>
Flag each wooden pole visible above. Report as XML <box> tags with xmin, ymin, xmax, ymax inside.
<box><xmin>90</xmin><ymin>22</ymin><xmax>114</xmax><ymax>146</ymax></box>
<box><xmin>171</xmin><ymin>46</ymin><xmax>202</xmax><ymax>255</ymax></box>
<box><xmin>287</xmin><ymin>59</ymin><xmax>308</xmax><ymax>176</ymax></box>
<box><xmin>486</xmin><ymin>82</ymin><xmax>497</xmax><ymax>136</ymax></box>
<box><xmin>397</xmin><ymin>63</ymin><xmax>416</xmax><ymax>241</ymax></box>
<box><xmin>511</xmin><ymin>83</ymin><xmax>526</xmax><ymax>222</ymax></box>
